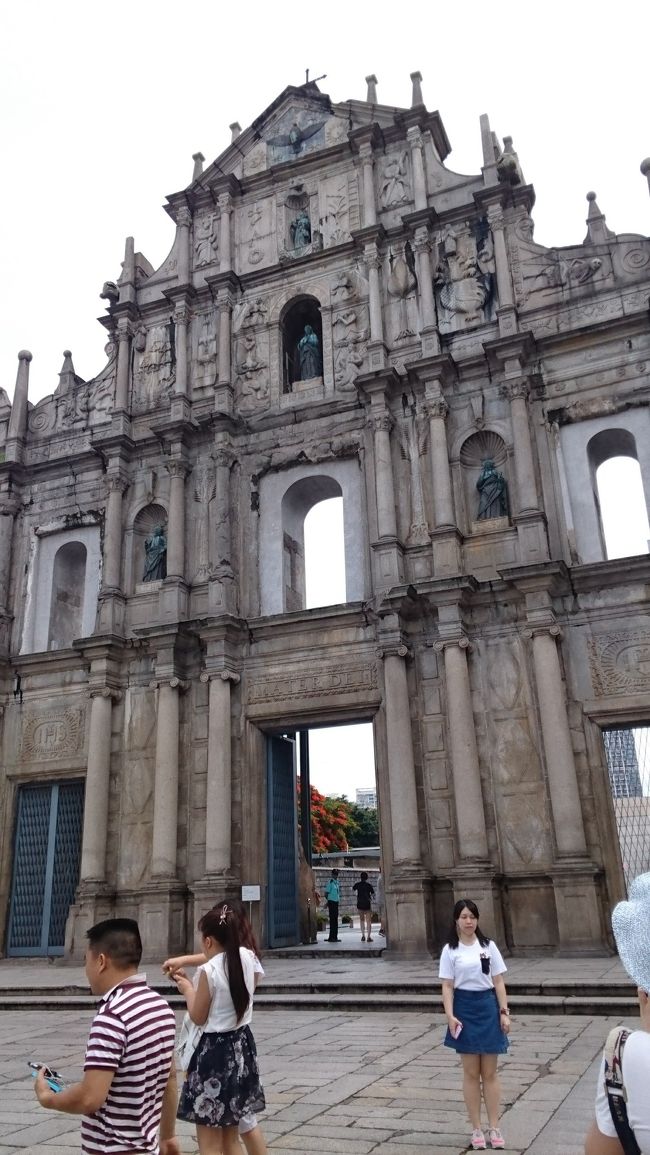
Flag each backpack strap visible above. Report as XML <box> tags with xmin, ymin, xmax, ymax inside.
<box><xmin>603</xmin><ymin>1027</ymin><xmax>641</xmax><ymax>1155</ymax></box>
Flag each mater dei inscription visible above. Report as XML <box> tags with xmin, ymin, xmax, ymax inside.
<box><xmin>248</xmin><ymin>662</ymin><xmax>379</xmax><ymax>705</ymax></box>
<box><xmin>20</xmin><ymin>707</ymin><xmax>85</xmax><ymax>762</ymax></box>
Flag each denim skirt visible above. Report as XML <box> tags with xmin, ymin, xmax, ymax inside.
<box><xmin>443</xmin><ymin>988</ymin><xmax>509</xmax><ymax>1055</ymax></box>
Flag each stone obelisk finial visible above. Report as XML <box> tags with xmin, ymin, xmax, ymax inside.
<box><xmin>365</xmin><ymin>74</ymin><xmax>378</xmax><ymax>103</ymax></box>
<box><xmin>410</xmin><ymin>71</ymin><xmax>423</xmax><ymax>107</ymax></box>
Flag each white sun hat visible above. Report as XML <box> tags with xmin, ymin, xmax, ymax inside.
<box><xmin>611</xmin><ymin>872</ymin><xmax>650</xmax><ymax>992</ymax></box>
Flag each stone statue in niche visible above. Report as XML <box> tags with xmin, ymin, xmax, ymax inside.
<box><xmin>435</xmin><ymin>225</ymin><xmax>495</xmax><ymax>330</ymax></box>
<box><xmin>290</xmin><ymin>209</ymin><xmax>311</xmax><ymax>249</ymax></box>
<box><xmin>194</xmin><ymin>213</ymin><xmax>218</xmax><ymax>267</ymax></box>
<box><xmin>297</xmin><ymin>325</ymin><xmax>321</xmax><ymax>380</ymax></box>
<box><xmin>476</xmin><ymin>459</ymin><xmax>507</xmax><ymax>520</ymax></box>
<box><xmin>143</xmin><ymin>525</ymin><xmax>167</xmax><ymax>582</ymax></box>
<box><xmin>380</xmin><ymin>153</ymin><xmax>409</xmax><ymax>207</ymax></box>
<box><xmin>387</xmin><ymin>247</ymin><xmax>418</xmax><ymax>340</ymax></box>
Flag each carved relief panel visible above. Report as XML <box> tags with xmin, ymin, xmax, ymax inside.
<box><xmin>193</xmin><ymin>212</ymin><xmax>219</xmax><ymax>271</ymax></box>
<box><xmin>192</xmin><ymin>312</ymin><xmax>218</xmax><ymax>390</ymax></box>
<box><xmin>318</xmin><ymin>173</ymin><xmax>360</xmax><ymax>248</ymax></box>
<box><xmin>132</xmin><ymin>324</ymin><xmax>174</xmax><ymax>412</ymax></box>
<box><xmin>386</xmin><ymin>243</ymin><xmax>418</xmax><ymax>345</ymax></box>
<box><xmin>237</xmin><ymin>197</ymin><xmax>275</xmax><ymax>273</ymax></box>
<box><xmin>379</xmin><ymin>151</ymin><xmax>411</xmax><ymax>211</ymax></box>
<box><xmin>232</xmin><ymin>295</ymin><xmax>270</xmax><ymax>414</ymax></box>
<box><xmin>434</xmin><ymin>221</ymin><xmax>495</xmax><ymax>333</ymax></box>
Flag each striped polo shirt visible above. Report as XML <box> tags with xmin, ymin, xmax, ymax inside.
<box><xmin>82</xmin><ymin>973</ymin><xmax>176</xmax><ymax>1155</ymax></box>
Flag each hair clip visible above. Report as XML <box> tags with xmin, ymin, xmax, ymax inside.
<box><xmin>219</xmin><ymin>904</ymin><xmax>230</xmax><ymax>924</ymax></box>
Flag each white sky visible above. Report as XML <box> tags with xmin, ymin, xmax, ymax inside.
<box><xmin>2</xmin><ymin>0</ymin><xmax>648</xmax><ymax>794</ymax></box>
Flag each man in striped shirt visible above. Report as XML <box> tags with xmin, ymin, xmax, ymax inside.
<box><xmin>34</xmin><ymin>918</ymin><xmax>178</xmax><ymax>1155</ymax></box>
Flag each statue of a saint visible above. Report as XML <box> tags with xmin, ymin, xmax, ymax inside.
<box><xmin>290</xmin><ymin>209</ymin><xmax>311</xmax><ymax>249</ymax></box>
<box><xmin>297</xmin><ymin>325</ymin><xmax>321</xmax><ymax>380</ymax></box>
<box><xmin>143</xmin><ymin>525</ymin><xmax>167</xmax><ymax>581</ymax></box>
<box><xmin>477</xmin><ymin>459</ymin><xmax>507</xmax><ymax>520</ymax></box>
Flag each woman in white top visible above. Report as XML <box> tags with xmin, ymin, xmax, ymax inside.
<box><xmin>439</xmin><ymin>899</ymin><xmax>511</xmax><ymax>1152</ymax></box>
<box><xmin>170</xmin><ymin>905</ymin><xmax>266</xmax><ymax>1155</ymax></box>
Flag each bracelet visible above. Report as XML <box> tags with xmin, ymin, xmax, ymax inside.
<box><xmin>499</xmin><ymin>1007</ymin><xmax>510</xmax><ymax>1015</ymax></box>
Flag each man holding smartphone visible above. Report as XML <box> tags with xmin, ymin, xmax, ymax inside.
<box><xmin>33</xmin><ymin>918</ymin><xmax>178</xmax><ymax>1155</ymax></box>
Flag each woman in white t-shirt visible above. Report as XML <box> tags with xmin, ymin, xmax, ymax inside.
<box><xmin>439</xmin><ymin>899</ymin><xmax>511</xmax><ymax>1152</ymax></box>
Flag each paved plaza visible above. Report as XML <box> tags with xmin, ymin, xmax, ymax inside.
<box><xmin>0</xmin><ymin>997</ymin><xmax>632</xmax><ymax>1155</ymax></box>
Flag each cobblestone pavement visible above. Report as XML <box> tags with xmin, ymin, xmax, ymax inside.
<box><xmin>0</xmin><ymin>1006</ymin><xmax>633</xmax><ymax>1154</ymax></box>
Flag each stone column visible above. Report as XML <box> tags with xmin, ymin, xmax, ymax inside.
<box><xmin>102</xmin><ymin>476</ymin><xmax>127</xmax><ymax>590</ymax></box>
<box><xmin>219</xmin><ymin>194</ymin><xmax>233</xmax><ymax>273</ymax></box>
<box><xmin>151</xmin><ymin>678</ymin><xmax>184</xmax><ymax>878</ymax></box>
<box><xmin>488</xmin><ymin>205</ymin><xmax>515</xmax><ymax>314</ymax></box>
<box><xmin>166</xmin><ymin>460</ymin><xmax>188</xmax><ymax>580</ymax></box>
<box><xmin>7</xmin><ymin>350</ymin><xmax>31</xmax><ymax>442</ymax></box>
<box><xmin>527</xmin><ymin>625</ymin><xmax>588</xmax><ymax>858</ymax></box>
<box><xmin>436</xmin><ymin>637</ymin><xmax>489</xmax><ymax>861</ymax></box>
<box><xmin>425</xmin><ymin>398</ymin><xmax>455</xmax><ymax>528</ymax></box>
<box><xmin>407</xmin><ymin>127</ymin><xmax>427</xmax><ymax>211</ymax></box>
<box><xmin>217</xmin><ymin>289</ymin><xmax>232</xmax><ymax>385</ymax></box>
<box><xmin>411</xmin><ymin>228</ymin><xmax>439</xmax><ymax>359</ymax></box>
<box><xmin>173</xmin><ymin>302</ymin><xmax>189</xmax><ymax>396</ymax></box>
<box><xmin>366</xmin><ymin>245</ymin><xmax>384</xmax><ymax>344</ymax></box>
<box><xmin>0</xmin><ymin>498</ymin><xmax>17</xmax><ymax>614</ymax></box>
<box><xmin>176</xmin><ymin>206</ymin><xmax>192</xmax><ymax>285</ymax></box>
<box><xmin>371</xmin><ymin>412</ymin><xmax>397</xmax><ymax>539</ymax></box>
<box><xmin>501</xmin><ymin>380</ymin><xmax>539</xmax><ymax>513</ymax></box>
<box><xmin>201</xmin><ymin>670</ymin><xmax>240</xmax><ymax>876</ymax></box>
<box><xmin>114</xmin><ymin>319</ymin><xmax>132</xmax><ymax>411</ymax></box>
<box><xmin>359</xmin><ymin>143</ymin><xmax>377</xmax><ymax>227</ymax></box>
<box><xmin>383</xmin><ymin>647</ymin><xmax>421</xmax><ymax>863</ymax></box>
<box><xmin>80</xmin><ymin>688</ymin><xmax>120</xmax><ymax>882</ymax></box>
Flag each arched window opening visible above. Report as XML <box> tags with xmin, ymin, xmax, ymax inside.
<box><xmin>596</xmin><ymin>457</ymin><xmax>650</xmax><ymax>560</ymax></box>
<box><xmin>281</xmin><ymin>477</ymin><xmax>344</xmax><ymax>612</ymax></box>
<box><xmin>48</xmin><ymin>542</ymin><xmax>87</xmax><ymax>650</ymax></box>
<box><xmin>304</xmin><ymin>497</ymin><xmax>345</xmax><ymax>609</ymax></box>
<box><xmin>281</xmin><ymin>297</ymin><xmax>323</xmax><ymax>392</ymax></box>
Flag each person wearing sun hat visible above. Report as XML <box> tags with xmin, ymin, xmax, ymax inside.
<box><xmin>584</xmin><ymin>872</ymin><xmax>650</xmax><ymax>1154</ymax></box>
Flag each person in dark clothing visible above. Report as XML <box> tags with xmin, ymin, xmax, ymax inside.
<box><xmin>353</xmin><ymin>871</ymin><xmax>375</xmax><ymax>943</ymax></box>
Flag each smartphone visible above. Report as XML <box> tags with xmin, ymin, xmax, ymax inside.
<box><xmin>28</xmin><ymin>1062</ymin><xmax>64</xmax><ymax>1093</ymax></box>
<box><xmin>453</xmin><ymin>1022</ymin><xmax>463</xmax><ymax>1039</ymax></box>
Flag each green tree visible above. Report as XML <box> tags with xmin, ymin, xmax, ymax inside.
<box><xmin>345</xmin><ymin>802</ymin><xmax>379</xmax><ymax>847</ymax></box>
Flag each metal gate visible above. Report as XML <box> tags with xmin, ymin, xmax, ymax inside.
<box><xmin>603</xmin><ymin>725</ymin><xmax>650</xmax><ymax>892</ymax></box>
<box><xmin>7</xmin><ymin>781</ymin><xmax>84</xmax><ymax>956</ymax></box>
<box><xmin>267</xmin><ymin>735</ymin><xmax>299</xmax><ymax>947</ymax></box>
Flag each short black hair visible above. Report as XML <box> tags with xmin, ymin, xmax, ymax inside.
<box><xmin>86</xmin><ymin>918</ymin><xmax>142</xmax><ymax>968</ymax></box>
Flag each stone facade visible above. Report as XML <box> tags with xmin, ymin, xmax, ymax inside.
<box><xmin>1</xmin><ymin>76</ymin><xmax>649</xmax><ymax>959</ymax></box>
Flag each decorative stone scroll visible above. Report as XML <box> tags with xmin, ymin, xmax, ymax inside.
<box><xmin>248</xmin><ymin>662</ymin><xmax>378</xmax><ymax>705</ymax></box>
<box><xmin>588</xmin><ymin>629</ymin><xmax>650</xmax><ymax>696</ymax></box>
<box><xmin>21</xmin><ymin>706</ymin><xmax>85</xmax><ymax>761</ymax></box>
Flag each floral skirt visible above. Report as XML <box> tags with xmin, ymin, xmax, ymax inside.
<box><xmin>177</xmin><ymin>1025</ymin><xmax>265</xmax><ymax>1128</ymax></box>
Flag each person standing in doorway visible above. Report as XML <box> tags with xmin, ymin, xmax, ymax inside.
<box><xmin>353</xmin><ymin>871</ymin><xmax>375</xmax><ymax>942</ymax></box>
<box><xmin>324</xmin><ymin>868</ymin><xmax>341</xmax><ymax>942</ymax></box>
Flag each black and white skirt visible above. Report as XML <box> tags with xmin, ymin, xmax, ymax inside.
<box><xmin>177</xmin><ymin>1025</ymin><xmax>265</xmax><ymax>1128</ymax></box>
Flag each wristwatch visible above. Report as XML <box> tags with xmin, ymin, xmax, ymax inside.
<box><xmin>499</xmin><ymin>1007</ymin><xmax>510</xmax><ymax>1015</ymax></box>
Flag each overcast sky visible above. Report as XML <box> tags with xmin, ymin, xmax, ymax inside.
<box><xmin>2</xmin><ymin>0</ymin><xmax>648</xmax><ymax>797</ymax></box>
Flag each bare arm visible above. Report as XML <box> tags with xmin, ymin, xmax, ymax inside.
<box><xmin>34</xmin><ymin>1067</ymin><xmax>115</xmax><ymax>1115</ymax></box>
<box><xmin>493</xmin><ymin>973</ymin><xmax>511</xmax><ymax>1035</ymax></box>
<box><xmin>163</xmin><ymin>952</ymin><xmax>206</xmax><ymax>973</ymax></box>
<box><xmin>174</xmin><ymin>968</ymin><xmax>212</xmax><ymax>1026</ymax></box>
<box><xmin>441</xmin><ymin>978</ymin><xmax>461</xmax><ymax>1033</ymax></box>
<box><xmin>583</xmin><ymin>1119</ymin><xmax>624</xmax><ymax>1155</ymax></box>
<box><xmin>159</xmin><ymin>1063</ymin><xmax>178</xmax><ymax>1142</ymax></box>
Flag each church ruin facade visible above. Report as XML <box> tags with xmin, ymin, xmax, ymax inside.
<box><xmin>1</xmin><ymin>74</ymin><xmax>650</xmax><ymax>958</ymax></box>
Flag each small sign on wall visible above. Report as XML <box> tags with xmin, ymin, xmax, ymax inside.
<box><xmin>241</xmin><ymin>885</ymin><xmax>261</xmax><ymax>902</ymax></box>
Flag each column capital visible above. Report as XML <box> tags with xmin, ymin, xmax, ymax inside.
<box><xmin>407</xmin><ymin>125</ymin><xmax>424</xmax><ymax>149</ymax></box>
<box><xmin>218</xmin><ymin>192</ymin><xmax>233</xmax><ymax>214</ymax></box>
<box><xmin>166</xmin><ymin>458</ymin><xmax>190</xmax><ymax>480</ymax></box>
<box><xmin>116</xmin><ymin>317</ymin><xmax>133</xmax><ymax>340</ymax></box>
<box><xmin>174</xmin><ymin>302</ymin><xmax>191</xmax><ymax>325</ymax></box>
<box><xmin>150</xmin><ymin>677</ymin><xmax>191</xmax><ymax>692</ymax></box>
<box><xmin>214</xmin><ymin>445</ymin><xmax>237</xmax><ymax>469</ymax></box>
<box><xmin>409</xmin><ymin>226</ymin><xmax>432</xmax><ymax>255</ymax></box>
<box><xmin>105</xmin><ymin>474</ymin><xmax>129</xmax><ymax>495</ymax></box>
<box><xmin>175</xmin><ymin>206</ymin><xmax>192</xmax><ymax>228</ymax></box>
<box><xmin>88</xmin><ymin>685</ymin><xmax>122</xmax><ymax>702</ymax></box>
<box><xmin>424</xmin><ymin>396</ymin><xmax>449</xmax><ymax>421</ymax></box>
<box><xmin>200</xmin><ymin>668</ymin><xmax>240</xmax><ymax>684</ymax></box>
<box><xmin>487</xmin><ymin>204</ymin><xmax>506</xmax><ymax>231</ymax></box>
<box><xmin>500</xmin><ymin>378</ymin><xmax>530</xmax><ymax>402</ymax></box>
<box><xmin>523</xmin><ymin>623</ymin><xmax>563</xmax><ymax>641</ymax></box>
<box><xmin>376</xmin><ymin>643</ymin><xmax>411</xmax><ymax>660</ymax></box>
<box><xmin>433</xmin><ymin>634</ymin><xmax>472</xmax><ymax>653</ymax></box>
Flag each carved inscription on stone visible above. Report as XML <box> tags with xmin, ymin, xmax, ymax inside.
<box><xmin>21</xmin><ymin>707</ymin><xmax>85</xmax><ymax>761</ymax></box>
<box><xmin>588</xmin><ymin>630</ymin><xmax>650</xmax><ymax>696</ymax></box>
<box><xmin>248</xmin><ymin>663</ymin><xmax>378</xmax><ymax>704</ymax></box>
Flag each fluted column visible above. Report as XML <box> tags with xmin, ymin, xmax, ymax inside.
<box><xmin>527</xmin><ymin>625</ymin><xmax>588</xmax><ymax>858</ymax></box>
<box><xmin>217</xmin><ymin>289</ymin><xmax>232</xmax><ymax>385</ymax></box>
<box><xmin>173</xmin><ymin>302</ymin><xmax>189</xmax><ymax>396</ymax></box>
<box><xmin>407</xmin><ymin>127</ymin><xmax>427</xmax><ymax>211</ymax></box>
<box><xmin>436</xmin><ymin>637</ymin><xmax>489</xmax><ymax>861</ymax></box>
<box><xmin>176</xmin><ymin>206</ymin><xmax>191</xmax><ymax>284</ymax></box>
<box><xmin>382</xmin><ymin>647</ymin><xmax>421</xmax><ymax>863</ymax></box>
<box><xmin>412</xmin><ymin>228</ymin><xmax>437</xmax><ymax>332</ymax></box>
<box><xmin>219</xmin><ymin>193</ymin><xmax>233</xmax><ymax>272</ymax></box>
<box><xmin>8</xmin><ymin>350</ymin><xmax>31</xmax><ymax>441</ymax></box>
<box><xmin>488</xmin><ymin>205</ymin><xmax>514</xmax><ymax>312</ymax></box>
<box><xmin>80</xmin><ymin>688</ymin><xmax>121</xmax><ymax>882</ymax></box>
<box><xmin>366</xmin><ymin>244</ymin><xmax>384</xmax><ymax>343</ymax></box>
<box><xmin>166</xmin><ymin>460</ymin><xmax>188</xmax><ymax>579</ymax></box>
<box><xmin>0</xmin><ymin>498</ymin><xmax>17</xmax><ymax>613</ymax></box>
<box><xmin>114</xmin><ymin>319</ymin><xmax>132</xmax><ymax>411</ymax></box>
<box><xmin>359</xmin><ymin>143</ymin><xmax>377</xmax><ymax>227</ymax></box>
<box><xmin>102</xmin><ymin>475</ymin><xmax>128</xmax><ymax>590</ymax></box>
<box><xmin>201</xmin><ymin>670</ymin><xmax>240</xmax><ymax>875</ymax></box>
<box><xmin>151</xmin><ymin>678</ymin><xmax>185</xmax><ymax>878</ymax></box>
<box><xmin>501</xmin><ymin>380</ymin><xmax>539</xmax><ymax>513</ymax></box>
<box><xmin>214</xmin><ymin>446</ymin><xmax>234</xmax><ymax>576</ymax></box>
<box><xmin>370</xmin><ymin>411</ymin><xmax>397</xmax><ymax>539</ymax></box>
<box><xmin>425</xmin><ymin>397</ymin><xmax>455</xmax><ymax>528</ymax></box>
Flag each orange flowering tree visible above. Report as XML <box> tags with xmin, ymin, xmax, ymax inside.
<box><xmin>297</xmin><ymin>780</ymin><xmax>356</xmax><ymax>853</ymax></box>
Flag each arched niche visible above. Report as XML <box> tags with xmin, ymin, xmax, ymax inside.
<box><xmin>47</xmin><ymin>542</ymin><xmax>87</xmax><ymax>650</ymax></box>
<box><xmin>281</xmin><ymin>296</ymin><xmax>323</xmax><ymax>393</ymax></box>
<box><xmin>458</xmin><ymin>430</ymin><xmax>510</xmax><ymax>529</ymax></box>
<box><xmin>127</xmin><ymin>503</ymin><xmax>168</xmax><ymax>592</ymax></box>
<box><xmin>588</xmin><ymin>429</ymin><xmax>650</xmax><ymax>559</ymax></box>
<box><xmin>259</xmin><ymin>459</ymin><xmax>368</xmax><ymax>616</ymax></box>
<box><xmin>558</xmin><ymin>410</ymin><xmax>650</xmax><ymax>563</ymax></box>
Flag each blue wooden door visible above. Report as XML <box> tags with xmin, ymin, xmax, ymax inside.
<box><xmin>267</xmin><ymin>735</ymin><xmax>299</xmax><ymax>947</ymax></box>
<box><xmin>7</xmin><ymin>781</ymin><xmax>84</xmax><ymax>956</ymax></box>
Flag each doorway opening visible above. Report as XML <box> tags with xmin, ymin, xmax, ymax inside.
<box><xmin>7</xmin><ymin>780</ymin><xmax>84</xmax><ymax>956</ymax></box>
<box><xmin>602</xmin><ymin>724</ymin><xmax>650</xmax><ymax>892</ymax></box>
<box><xmin>266</xmin><ymin>720</ymin><xmax>379</xmax><ymax>947</ymax></box>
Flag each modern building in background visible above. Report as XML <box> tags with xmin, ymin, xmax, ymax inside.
<box><xmin>1</xmin><ymin>73</ymin><xmax>650</xmax><ymax>959</ymax></box>
<box><xmin>356</xmin><ymin>788</ymin><xmax>377</xmax><ymax>809</ymax></box>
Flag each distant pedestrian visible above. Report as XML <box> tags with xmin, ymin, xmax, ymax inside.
<box><xmin>324</xmin><ymin>868</ymin><xmax>341</xmax><ymax>942</ymax></box>
<box><xmin>33</xmin><ymin>918</ymin><xmax>178</xmax><ymax>1155</ymax></box>
<box><xmin>353</xmin><ymin>871</ymin><xmax>375</xmax><ymax>942</ymax></box>
<box><xmin>439</xmin><ymin>899</ymin><xmax>510</xmax><ymax>1151</ymax></box>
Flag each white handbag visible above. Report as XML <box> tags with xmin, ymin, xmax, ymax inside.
<box><xmin>175</xmin><ymin>1011</ymin><xmax>202</xmax><ymax>1070</ymax></box>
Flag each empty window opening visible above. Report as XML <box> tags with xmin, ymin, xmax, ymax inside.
<box><xmin>304</xmin><ymin>497</ymin><xmax>345</xmax><ymax>609</ymax></box>
<box><xmin>603</xmin><ymin>725</ymin><xmax>650</xmax><ymax>892</ymax></box>
<box><xmin>48</xmin><ymin>542</ymin><xmax>87</xmax><ymax>649</ymax></box>
<box><xmin>596</xmin><ymin>457</ymin><xmax>650</xmax><ymax>560</ymax></box>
